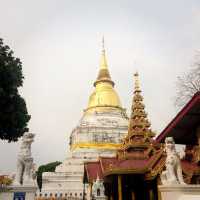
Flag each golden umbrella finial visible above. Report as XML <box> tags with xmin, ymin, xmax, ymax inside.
<box><xmin>134</xmin><ymin>72</ymin><xmax>140</xmax><ymax>92</ymax></box>
<box><xmin>102</xmin><ymin>36</ymin><xmax>105</xmax><ymax>52</ymax></box>
<box><xmin>99</xmin><ymin>36</ymin><xmax>108</xmax><ymax>69</ymax></box>
<box><xmin>93</xmin><ymin>37</ymin><xmax>114</xmax><ymax>87</ymax></box>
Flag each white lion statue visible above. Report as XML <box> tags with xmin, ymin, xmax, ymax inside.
<box><xmin>161</xmin><ymin>137</ymin><xmax>186</xmax><ymax>185</ymax></box>
<box><xmin>13</xmin><ymin>133</ymin><xmax>35</xmax><ymax>186</ymax></box>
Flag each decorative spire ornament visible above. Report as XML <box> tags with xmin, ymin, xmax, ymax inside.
<box><xmin>99</xmin><ymin>36</ymin><xmax>108</xmax><ymax>70</ymax></box>
<box><xmin>122</xmin><ymin>72</ymin><xmax>155</xmax><ymax>150</ymax></box>
<box><xmin>85</xmin><ymin>39</ymin><xmax>123</xmax><ymax>112</ymax></box>
<box><xmin>102</xmin><ymin>36</ymin><xmax>105</xmax><ymax>52</ymax></box>
<box><xmin>94</xmin><ymin>37</ymin><xmax>114</xmax><ymax>86</ymax></box>
<box><xmin>116</xmin><ymin>73</ymin><xmax>156</xmax><ymax>160</ymax></box>
<box><xmin>129</xmin><ymin>72</ymin><xmax>154</xmax><ymax>138</ymax></box>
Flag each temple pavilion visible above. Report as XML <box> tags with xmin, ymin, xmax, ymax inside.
<box><xmin>84</xmin><ymin>73</ymin><xmax>165</xmax><ymax>200</ymax></box>
<box><xmin>84</xmin><ymin>72</ymin><xmax>200</xmax><ymax>200</ymax></box>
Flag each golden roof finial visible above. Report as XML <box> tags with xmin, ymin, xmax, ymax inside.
<box><xmin>134</xmin><ymin>72</ymin><xmax>140</xmax><ymax>92</ymax></box>
<box><xmin>94</xmin><ymin>38</ymin><xmax>114</xmax><ymax>86</ymax></box>
<box><xmin>102</xmin><ymin>36</ymin><xmax>105</xmax><ymax>52</ymax></box>
<box><xmin>100</xmin><ymin>36</ymin><xmax>108</xmax><ymax>70</ymax></box>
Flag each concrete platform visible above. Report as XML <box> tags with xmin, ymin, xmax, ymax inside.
<box><xmin>159</xmin><ymin>185</ymin><xmax>200</xmax><ymax>200</ymax></box>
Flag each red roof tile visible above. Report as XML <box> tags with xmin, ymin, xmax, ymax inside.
<box><xmin>84</xmin><ymin>161</ymin><xmax>103</xmax><ymax>182</ymax></box>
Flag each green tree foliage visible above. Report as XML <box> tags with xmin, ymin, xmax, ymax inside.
<box><xmin>36</xmin><ymin>161</ymin><xmax>61</xmax><ymax>191</ymax></box>
<box><xmin>0</xmin><ymin>38</ymin><xmax>30</xmax><ymax>142</ymax></box>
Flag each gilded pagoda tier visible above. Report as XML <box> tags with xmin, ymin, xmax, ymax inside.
<box><xmin>127</xmin><ymin>72</ymin><xmax>155</xmax><ymax>141</ymax></box>
<box><xmin>86</xmin><ymin>82</ymin><xmax>123</xmax><ymax>112</ymax></box>
<box><xmin>119</xmin><ymin>72</ymin><xmax>156</xmax><ymax>159</ymax></box>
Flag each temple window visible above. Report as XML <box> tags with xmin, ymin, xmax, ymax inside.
<box><xmin>80</xmin><ymin>193</ymin><xmax>82</xmax><ymax>196</ymax></box>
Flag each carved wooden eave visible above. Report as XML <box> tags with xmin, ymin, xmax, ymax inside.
<box><xmin>100</xmin><ymin>146</ymin><xmax>165</xmax><ymax>178</ymax></box>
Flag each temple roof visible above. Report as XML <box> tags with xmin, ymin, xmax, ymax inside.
<box><xmin>84</xmin><ymin>158</ymin><xmax>200</xmax><ymax>184</ymax></box>
<box><xmin>156</xmin><ymin>92</ymin><xmax>200</xmax><ymax>145</ymax></box>
<box><xmin>84</xmin><ymin>151</ymin><xmax>165</xmax><ymax>183</ymax></box>
<box><xmin>100</xmin><ymin>153</ymin><xmax>164</xmax><ymax>177</ymax></box>
<box><xmin>84</xmin><ymin>161</ymin><xmax>103</xmax><ymax>183</ymax></box>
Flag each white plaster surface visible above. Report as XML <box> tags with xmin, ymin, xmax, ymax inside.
<box><xmin>40</xmin><ymin>108</ymin><xmax>128</xmax><ymax>198</ymax></box>
<box><xmin>159</xmin><ymin>185</ymin><xmax>200</xmax><ymax>200</ymax></box>
<box><xmin>178</xmin><ymin>195</ymin><xmax>200</xmax><ymax>200</ymax></box>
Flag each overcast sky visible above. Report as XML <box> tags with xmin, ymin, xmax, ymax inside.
<box><xmin>0</xmin><ymin>0</ymin><xmax>200</xmax><ymax>172</ymax></box>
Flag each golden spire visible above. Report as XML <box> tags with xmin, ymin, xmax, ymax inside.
<box><xmin>100</xmin><ymin>36</ymin><xmax>107</xmax><ymax>69</ymax></box>
<box><xmin>134</xmin><ymin>71</ymin><xmax>140</xmax><ymax>92</ymax></box>
<box><xmin>85</xmin><ymin>38</ymin><xmax>123</xmax><ymax>112</ymax></box>
<box><xmin>94</xmin><ymin>37</ymin><xmax>114</xmax><ymax>87</ymax></box>
<box><xmin>127</xmin><ymin>72</ymin><xmax>154</xmax><ymax>139</ymax></box>
<box><xmin>117</xmin><ymin>73</ymin><xmax>156</xmax><ymax>160</ymax></box>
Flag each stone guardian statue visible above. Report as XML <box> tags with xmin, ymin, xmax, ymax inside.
<box><xmin>161</xmin><ymin>137</ymin><xmax>186</xmax><ymax>185</ymax></box>
<box><xmin>13</xmin><ymin>133</ymin><xmax>35</xmax><ymax>186</ymax></box>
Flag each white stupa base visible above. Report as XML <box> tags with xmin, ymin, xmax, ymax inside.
<box><xmin>94</xmin><ymin>197</ymin><xmax>107</xmax><ymax>200</ymax></box>
<box><xmin>159</xmin><ymin>184</ymin><xmax>200</xmax><ymax>200</ymax></box>
<box><xmin>0</xmin><ymin>185</ymin><xmax>37</xmax><ymax>200</ymax></box>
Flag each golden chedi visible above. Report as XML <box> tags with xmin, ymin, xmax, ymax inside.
<box><xmin>41</xmin><ymin>39</ymin><xmax>128</xmax><ymax>199</ymax></box>
<box><xmin>86</xmin><ymin>38</ymin><xmax>122</xmax><ymax>112</ymax></box>
<box><xmin>69</xmin><ymin>38</ymin><xmax>128</xmax><ymax>152</ymax></box>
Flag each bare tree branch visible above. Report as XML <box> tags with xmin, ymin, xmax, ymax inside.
<box><xmin>175</xmin><ymin>54</ymin><xmax>200</xmax><ymax>108</ymax></box>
